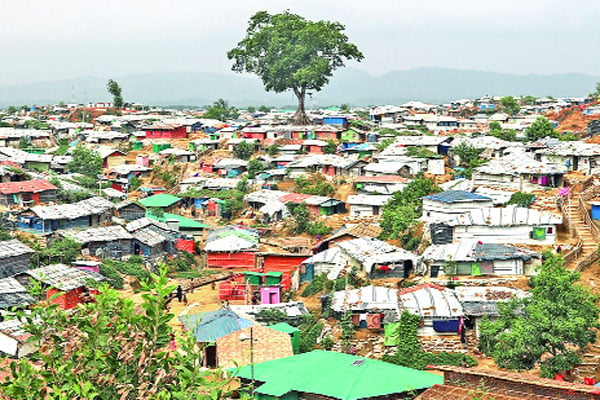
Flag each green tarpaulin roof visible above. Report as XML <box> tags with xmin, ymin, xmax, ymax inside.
<box><xmin>139</xmin><ymin>193</ymin><xmax>181</xmax><ymax>208</ymax></box>
<box><xmin>146</xmin><ymin>212</ymin><xmax>209</xmax><ymax>229</ymax></box>
<box><xmin>234</xmin><ymin>350</ymin><xmax>442</xmax><ymax>399</ymax></box>
<box><xmin>268</xmin><ymin>322</ymin><xmax>300</xmax><ymax>334</ymax></box>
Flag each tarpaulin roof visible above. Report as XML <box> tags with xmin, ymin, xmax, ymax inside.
<box><xmin>179</xmin><ymin>309</ymin><xmax>253</xmax><ymax>342</ymax></box>
<box><xmin>234</xmin><ymin>350</ymin><xmax>442</xmax><ymax>399</ymax></box>
<box><xmin>424</xmin><ymin>190</ymin><xmax>491</xmax><ymax>204</ymax></box>
<box><xmin>0</xmin><ymin>179</ymin><xmax>57</xmax><ymax>195</ymax></box>
<box><xmin>139</xmin><ymin>193</ymin><xmax>181</xmax><ymax>208</ymax></box>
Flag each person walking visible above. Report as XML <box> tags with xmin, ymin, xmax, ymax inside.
<box><xmin>176</xmin><ymin>285</ymin><xmax>183</xmax><ymax>303</ymax></box>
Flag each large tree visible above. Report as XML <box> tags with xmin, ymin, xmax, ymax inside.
<box><xmin>106</xmin><ymin>79</ymin><xmax>124</xmax><ymax>109</ymax></box>
<box><xmin>66</xmin><ymin>146</ymin><xmax>103</xmax><ymax>178</ymax></box>
<box><xmin>227</xmin><ymin>11</ymin><xmax>363</xmax><ymax>125</ymax></box>
<box><xmin>478</xmin><ymin>254</ymin><xmax>600</xmax><ymax>378</ymax></box>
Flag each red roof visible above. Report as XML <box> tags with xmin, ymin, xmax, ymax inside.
<box><xmin>355</xmin><ymin>175</ymin><xmax>410</xmax><ymax>183</ymax></box>
<box><xmin>0</xmin><ymin>179</ymin><xmax>58</xmax><ymax>195</ymax></box>
<box><xmin>279</xmin><ymin>193</ymin><xmax>312</xmax><ymax>204</ymax></box>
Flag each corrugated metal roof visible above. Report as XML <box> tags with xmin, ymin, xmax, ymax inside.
<box><xmin>0</xmin><ymin>239</ymin><xmax>34</xmax><ymax>259</ymax></box>
<box><xmin>441</xmin><ymin>206</ymin><xmax>562</xmax><ymax>226</ymax></box>
<box><xmin>331</xmin><ymin>285</ymin><xmax>399</xmax><ymax>312</ymax></box>
<box><xmin>399</xmin><ymin>283</ymin><xmax>463</xmax><ymax>318</ymax></box>
<box><xmin>28</xmin><ymin>196</ymin><xmax>115</xmax><ymax>220</ymax></box>
<box><xmin>59</xmin><ymin>225</ymin><xmax>133</xmax><ymax>244</ymax></box>
<box><xmin>424</xmin><ymin>190</ymin><xmax>491</xmax><ymax>204</ymax></box>
<box><xmin>25</xmin><ymin>264</ymin><xmax>106</xmax><ymax>291</ymax></box>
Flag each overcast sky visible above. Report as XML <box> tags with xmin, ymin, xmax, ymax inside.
<box><xmin>1</xmin><ymin>0</ymin><xmax>599</xmax><ymax>86</ymax></box>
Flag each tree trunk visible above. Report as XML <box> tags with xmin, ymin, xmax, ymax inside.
<box><xmin>293</xmin><ymin>86</ymin><xmax>311</xmax><ymax>125</ymax></box>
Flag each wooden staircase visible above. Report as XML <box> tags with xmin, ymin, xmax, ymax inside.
<box><xmin>563</xmin><ymin>199</ymin><xmax>598</xmax><ymax>272</ymax></box>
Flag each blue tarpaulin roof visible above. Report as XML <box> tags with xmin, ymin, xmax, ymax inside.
<box><xmin>179</xmin><ymin>309</ymin><xmax>253</xmax><ymax>342</ymax></box>
<box><xmin>424</xmin><ymin>190</ymin><xmax>491</xmax><ymax>204</ymax></box>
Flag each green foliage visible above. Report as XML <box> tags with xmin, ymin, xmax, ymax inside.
<box><xmin>521</xmin><ymin>95</ymin><xmax>537</xmax><ymax>105</ymax></box>
<box><xmin>67</xmin><ymin>146</ymin><xmax>103</xmax><ymax>178</ymax></box>
<box><xmin>405</xmin><ymin>146</ymin><xmax>442</xmax><ymax>159</ymax></box>
<box><xmin>246</xmin><ymin>106</ymin><xmax>256</xmax><ymax>113</ymax></box>
<box><xmin>106</xmin><ymin>79</ymin><xmax>123</xmax><ymax>109</ymax></box>
<box><xmin>383</xmin><ymin>311</ymin><xmax>477</xmax><ymax>370</ymax></box>
<box><xmin>0</xmin><ymin>267</ymin><xmax>233</xmax><ymax>399</ymax></box>
<box><xmin>489</xmin><ymin>121</ymin><xmax>517</xmax><ymax>141</ymax></box>
<box><xmin>233</xmin><ymin>140</ymin><xmax>254</xmax><ymax>160</ymax></box>
<box><xmin>339</xmin><ymin>313</ymin><xmax>355</xmax><ymax>352</ymax></box>
<box><xmin>375</xmin><ymin>137</ymin><xmax>395</xmax><ymax>151</ymax></box>
<box><xmin>98</xmin><ymin>262</ymin><xmax>124</xmax><ymax>289</ymax></box>
<box><xmin>298</xmin><ymin>313</ymin><xmax>324</xmax><ymax>353</ymax></box>
<box><xmin>324</xmin><ymin>139</ymin><xmax>337</xmax><ymax>154</ymax></box>
<box><xmin>508</xmin><ymin>192</ymin><xmax>535</xmax><ymax>207</ymax></box>
<box><xmin>203</xmin><ymin>98</ymin><xmax>239</xmax><ymax>122</ymax></box>
<box><xmin>499</xmin><ymin>96</ymin><xmax>520</xmax><ymax>115</ymax></box>
<box><xmin>247</xmin><ymin>158</ymin><xmax>264</xmax><ymax>179</ymax></box>
<box><xmin>228</xmin><ymin>11</ymin><xmax>363</xmax><ymax>124</ymax></box>
<box><xmin>300</xmin><ymin>269</ymin><xmax>364</xmax><ymax>297</ymax></box>
<box><xmin>453</xmin><ymin>142</ymin><xmax>483</xmax><ymax>165</ymax></box>
<box><xmin>148</xmin><ymin>207</ymin><xmax>165</xmax><ymax>219</ymax></box>
<box><xmin>0</xmin><ymin>230</ymin><xmax>12</xmax><ymax>241</ymax></box>
<box><xmin>293</xmin><ymin>174</ymin><xmax>336</xmax><ymax>197</ymax></box>
<box><xmin>478</xmin><ymin>254</ymin><xmax>600</xmax><ymax>377</ymax></box>
<box><xmin>129</xmin><ymin>175</ymin><xmax>143</xmax><ymax>192</ymax></box>
<box><xmin>321</xmin><ymin>335</ymin><xmax>334</xmax><ymax>350</ymax></box>
<box><xmin>286</xmin><ymin>202</ymin><xmax>333</xmax><ymax>236</ymax></box>
<box><xmin>525</xmin><ymin>116</ymin><xmax>559</xmax><ymax>141</ymax></box>
<box><xmin>380</xmin><ymin>176</ymin><xmax>440</xmax><ymax>240</ymax></box>
<box><xmin>258</xmin><ymin>105</ymin><xmax>271</xmax><ymax>113</ymax></box>
<box><xmin>103</xmin><ymin>258</ymin><xmax>150</xmax><ymax>282</ymax></box>
<box><xmin>256</xmin><ymin>308</ymin><xmax>290</xmax><ymax>325</ymax></box>
<box><xmin>32</xmin><ymin>237</ymin><xmax>81</xmax><ymax>267</ymax></box>
<box><xmin>267</xmin><ymin>143</ymin><xmax>281</xmax><ymax>156</ymax></box>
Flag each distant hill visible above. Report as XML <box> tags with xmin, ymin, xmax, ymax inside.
<box><xmin>0</xmin><ymin>67</ymin><xmax>597</xmax><ymax>108</ymax></box>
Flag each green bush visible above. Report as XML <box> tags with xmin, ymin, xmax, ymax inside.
<box><xmin>104</xmin><ymin>259</ymin><xmax>149</xmax><ymax>282</ymax></box>
<box><xmin>508</xmin><ymin>192</ymin><xmax>535</xmax><ymax>207</ymax></box>
<box><xmin>99</xmin><ymin>263</ymin><xmax>124</xmax><ymax>289</ymax></box>
<box><xmin>382</xmin><ymin>311</ymin><xmax>477</xmax><ymax>370</ymax></box>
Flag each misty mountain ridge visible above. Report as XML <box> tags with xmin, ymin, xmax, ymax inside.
<box><xmin>0</xmin><ymin>67</ymin><xmax>597</xmax><ymax>108</ymax></box>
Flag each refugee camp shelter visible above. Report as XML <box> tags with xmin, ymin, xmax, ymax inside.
<box><xmin>138</xmin><ymin>193</ymin><xmax>181</xmax><ymax>213</ymax></box>
<box><xmin>56</xmin><ymin>225</ymin><xmax>133</xmax><ymax>259</ymax></box>
<box><xmin>0</xmin><ymin>277</ymin><xmax>33</xmax><ymax>309</ymax></box>
<box><xmin>430</xmin><ymin>206</ymin><xmax>562</xmax><ymax>245</ymax></box>
<box><xmin>0</xmin><ymin>318</ymin><xmax>36</xmax><ymax>358</ymax></box>
<box><xmin>422</xmin><ymin>240</ymin><xmax>540</xmax><ymax>277</ymax></box>
<box><xmin>24</xmin><ymin>264</ymin><xmax>105</xmax><ymax>309</ymax></box>
<box><xmin>205</xmin><ymin>225</ymin><xmax>259</xmax><ymax>268</ymax></box>
<box><xmin>179</xmin><ymin>309</ymin><xmax>254</xmax><ymax>367</ymax></box>
<box><xmin>216</xmin><ymin>324</ymin><xmax>294</xmax><ymax>368</ymax></box>
<box><xmin>16</xmin><ymin>196</ymin><xmax>115</xmax><ymax>233</ymax></box>
<box><xmin>0</xmin><ymin>179</ymin><xmax>58</xmax><ymax>207</ymax></box>
<box><xmin>0</xmin><ymin>239</ymin><xmax>34</xmax><ymax>278</ymax></box>
<box><xmin>417</xmin><ymin>365</ymin><xmax>600</xmax><ymax>400</ymax></box>
<box><xmin>398</xmin><ymin>283</ymin><xmax>464</xmax><ymax>336</ymax></box>
<box><xmin>329</xmin><ymin>285</ymin><xmax>400</xmax><ymax>326</ymax></box>
<box><xmin>268</xmin><ymin>323</ymin><xmax>301</xmax><ymax>354</ymax></box>
<box><xmin>422</xmin><ymin>190</ymin><xmax>493</xmax><ymax>221</ymax></box>
<box><xmin>337</xmin><ymin>237</ymin><xmax>422</xmax><ymax>278</ymax></box>
<box><xmin>234</xmin><ymin>350</ymin><xmax>443</xmax><ymax>400</ymax></box>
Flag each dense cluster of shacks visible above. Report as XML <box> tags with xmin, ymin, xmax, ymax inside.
<box><xmin>1</xmin><ymin>96</ymin><xmax>600</xmax><ymax>398</ymax></box>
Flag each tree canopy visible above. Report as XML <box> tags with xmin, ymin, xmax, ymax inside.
<box><xmin>525</xmin><ymin>116</ymin><xmax>559</xmax><ymax>141</ymax></box>
<box><xmin>499</xmin><ymin>96</ymin><xmax>520</xmax><ymax>115</ymax></box>
<box><xmin>227</xmin><ymin>11</ymin><xmax>363</xmax><ymax>125</ymax></box>
<box><xmin>478</xmin><ymin>254</ymin><xmax>600</xmax><ymax>378</ymax></box>
<box><xmin>66</xmin><ymin>146</ymin><xmax>103</xmax><ymax>178</ymax></box>
<box><xmin>106</xmin><ymin>79</ymin><xmax>123</xmax><ymax>109</ymax></box>
<box><xmin>203</xmin><ymin>99</ymin><xmax>239</xmax><ymax>122</ymax></box>
<box><xmin>233</xmin><ymin>140</ymin><xmax>254</xmax><ymax>160</ymax></box>
<box><xmin>379</xmin><ymin>176</ymin><xmax>439</xmax><ymax>240</ymax></box>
